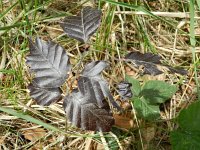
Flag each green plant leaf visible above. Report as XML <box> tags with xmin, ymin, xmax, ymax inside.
<box><xmin>178</xmin><ymin>101</ymin><xmax>200</xmax><ymax>132</ymax></box>
<box><xmin>133</xmin><ymin>97</ymin><xmax>160</xmax><ymax>120</ymax></box>
<box><xmin>170</xmin><ymin>130</ymin><xmax>200</xmax><ymax>150</ymax></box>
<box><xmin>140</xmin><ymin>80</ymin><xmax>178</xmax><ymax>104</ymax></box>
<box><xmin>126</xmin><ymin>77</ymin><xmax>177</xmax><ymax>120</ymax></box>
<box><xmin>170</xmin><ymin>101</ymin><xmax>200</xmax><ymax>149</ymax></box>
<box><xmin>125</xmin><ymin>75</ymin><xmax>141</xmax><ymax>96</ymax></box>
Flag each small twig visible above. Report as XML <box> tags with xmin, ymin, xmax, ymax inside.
<box><xmin>156</xmin><ymin>46</ymin><xmax>200</xmax><ymax>57</ymax></box>
<box><xmin>115</xmin><ymin>11</ymin><xmax>200</xmax><ymax>19</ymax></box>
<box><xmin>84</xmin><ymin>131</ymin><xmax>94</xmax><ymax>150</ymax></box>
<box><xmin>0</xmin><ymin>49</ymin><xmax>6</xmax><ymax>80</ymax></box>
<box><xmin>171</xmin><ymin>20</ymin><xmax>187</xmax><ymax>64</ymax></box>
<box><xmin>131</xmin><ymin>103</ymin><xmax>144</xmax><ymax>150</ymax></box>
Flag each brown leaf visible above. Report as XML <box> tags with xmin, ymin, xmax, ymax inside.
<box><xmin>113</xmin><ymin>112</ymin><xmax>134</xmax><ymax>130</ymax></box>
<box><xmin>125</xmin><ymin>66</ymin><xmax>137</xmax><ymax>76</ymax></box>
<box><xmin>0</xmin><ymin>136</ymin><xmax>6</xmax><ymax>144</ymax></box>
<box><xmin>23</xmin><ymin>128</ymin><xmax>46</xmax><ymax>141</ymax></box>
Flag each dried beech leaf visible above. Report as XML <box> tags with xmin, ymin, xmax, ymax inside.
<box><xmin>63</xmin><ymin>89</ymin><xmax>114</xmax><ymax>132</ymax></box>
<box><xmin>26</xmin><ymin>37</ymin><xmax>71</xmax><ymax>88</ymax></box>
<box><xmin>60</xmin><ymin>6</ymin><xmax>101</xmax><ymax>43</ymax></box>
<box><xmin>125</xmin><ymin>52</ymin><xmax>163</xmax><ymax>75</ymax></box>
<box><xmin>125</xmin><ymin>52</ymin><xmax>187</xmax><ymax>75</ymax></box>
<box><xmin>167</xmin><ymin>66</ymin><xmax>188</xmax><ymax>75</ymax></box>
<box><xmin>28</xmin><ymin>84</ymin><xmax>62</xmax><ymax>106</ymax></box>
<box><xmin>78</xmin><ymin>77</ymin><xmax>106</xmax><ymax>108</ymax></box>
<box><xmin>113</xmin><ymin>113</ymin><xmax>134</xmax><ymax>130</ymax></box>
<box><xmin>63</xmin><ymin>61</ymin><xmax>120</xmax><ymax>131</ymax></box>
<box><xmin>26</xmin><ymin>37</ymin><xmax>70</xmax><ymax>106</ymax></box>
<box><xmin>82</xmin><ymin>61</ymin><xmax>108</xmax><ymax>77</ymax></box>
<box><xmin>116</xmin><ymin>81</ymin><xmax>133</xmax><ymax>100</ymax></box>
<box><xmin>81</xmin><ymin>61</ymin><xmax>121</xmax><ymax>110</ymax></box>
<box><xmin>23</xmin><ymin>128</ymin><xmax>46</xmax><ymax>141</ymax></box>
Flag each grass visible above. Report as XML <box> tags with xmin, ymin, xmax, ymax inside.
<box><xmin>189</xmin><ymin>0</ymin><xmax>200</xmax><ymax>100</ymax></box>
<box><xmin>0</xmin><ymin>0</ymin><xmax>199</xmax><ymax>149</ymax></box>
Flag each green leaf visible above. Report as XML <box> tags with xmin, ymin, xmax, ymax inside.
<box><xmin>0</xmin><ymin>107</ymin><xmax>61</xmax><ymax>132</ymax></box>
<box><xmin>133</xmin><ymin>97</ymin><xmax>160</xmax><ymax>120</ymax></box>
<box><xmin>140</xmin><ymin>80</ymin><xmax>178</xmax><ymax>104</ymax></box>
<box><xmin>125</xmin><ymin>75</ymin><xmax>141</xmax><ymax>96</ymax></box>
<box><xmin>178</xmin><ymin>101</ymin><xmax>200</xmax><ymax>132</ymax></box>
<box><xmin>170</xmin><ymin>101</ymin><xmax>200</xmax><ymax>149</ymax></box>
<box><xmin>170</xmin><ymin>130</ymin><xmax>200</xmax><ymax>150</ymax></box>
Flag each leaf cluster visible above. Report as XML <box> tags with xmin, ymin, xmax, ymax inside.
<box><xmin>26</xmin><ymin>7</ymin><xmax>119</xmax><ymax>132</ymax></box>
<box><xmin>26</xmin><ymin>6</ymin><xmax>185</xmax><ymax>132</ymax></box>
<box><xmin>121</xmin><ymin>76</ymin><xmax>178</xmax><ymax>120</ymax></box>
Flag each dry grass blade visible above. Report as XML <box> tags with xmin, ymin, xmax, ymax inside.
<box><xmin>115</xmin><ymin>11</ymin><xmax>200</xmax><ymax>19</ymax></box>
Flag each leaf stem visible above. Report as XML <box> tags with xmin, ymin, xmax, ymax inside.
<box><xmin>131</xmin><ymin>103</ymin><xmax>144</xmax><ymax>150</ymax></box>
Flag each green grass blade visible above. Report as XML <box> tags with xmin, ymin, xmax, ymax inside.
<box><xmin>196</xmin><ymin>0</ymin><xmax>200</xmax><ymax>10</ymax></box>
<box><xmin>0</xmin><ymin>107</ymin><xmax>61</xmax><ymax>132</ymax></box>
<box><xmin>101</xmin><ymin>0</ymin><xmax>174</xmax><ymax>27</ymax></box>
<box><xmin>0</xmin><ymin>1</ymin><xmax>18</xmax><ymax>21</ymax></box>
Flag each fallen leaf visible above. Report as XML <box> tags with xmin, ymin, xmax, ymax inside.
<box><xmin>113</xmin><ymin>112</ymin><xmax>134</xmax><ymax>130</ymax></box>
<box><xmin>0</xmin><ymin>136</ymin><xmax>6</xmax><ymax>144</ymax></box>
<box><xmin>28</xmin><ymin>83</ymin><xmax>62</xmax><ymax>106</ymax></box>
<box><xmin>125</xmin><ymin>51</ymin><xmax>187</xmax><ymax>75</ymax></box>
<box><xmin>26</xmin><ymin>37</ymin><xmax>71</xmax><ymax>88</ymax></box>
<box><xmin>116</xmin><ymin>81</ymin><xmax>133</xmax><ymax>100</ymax></box>
<box><xmin>125</xmin><ymin>52</ymin><xmax>163</xmax><ymax>75</ymax></box>
<box><xmin>63</xmin><ymin>61</ymin><xmax>121</xmax><ymax>131</ymax></box>
<box><xmin>23</xmin><ymin>128</ymin><xmax>46</xmax><ymax>141</ymax></box>
<box><xmin>60</xmin><ymin>6</ymin><xmax>101</xmax><ymax>43</ymax></box>
<box><xmin>26</xmin><ymin>37</ymin><xmax>71</xmax><ymax>106</ymax></box>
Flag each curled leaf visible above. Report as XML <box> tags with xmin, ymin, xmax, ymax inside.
<box><xmin>167</xmin><ymin>66</ymin><xmax>188</xmax><ymax>75</ymax></box>
<box><xmin>60</xmin><ymin>6</ymin><xmax>101</xmax><ymax>43</ymax></box>
<box><xmin>125</xmin><ymin>52</ymin><xmax>187</xmax><ymax>75</ymax></box>
<box><xmin>116</xmin><ymin>81</ymin><xmax>133</xmax><ymax>100</ymax></box>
